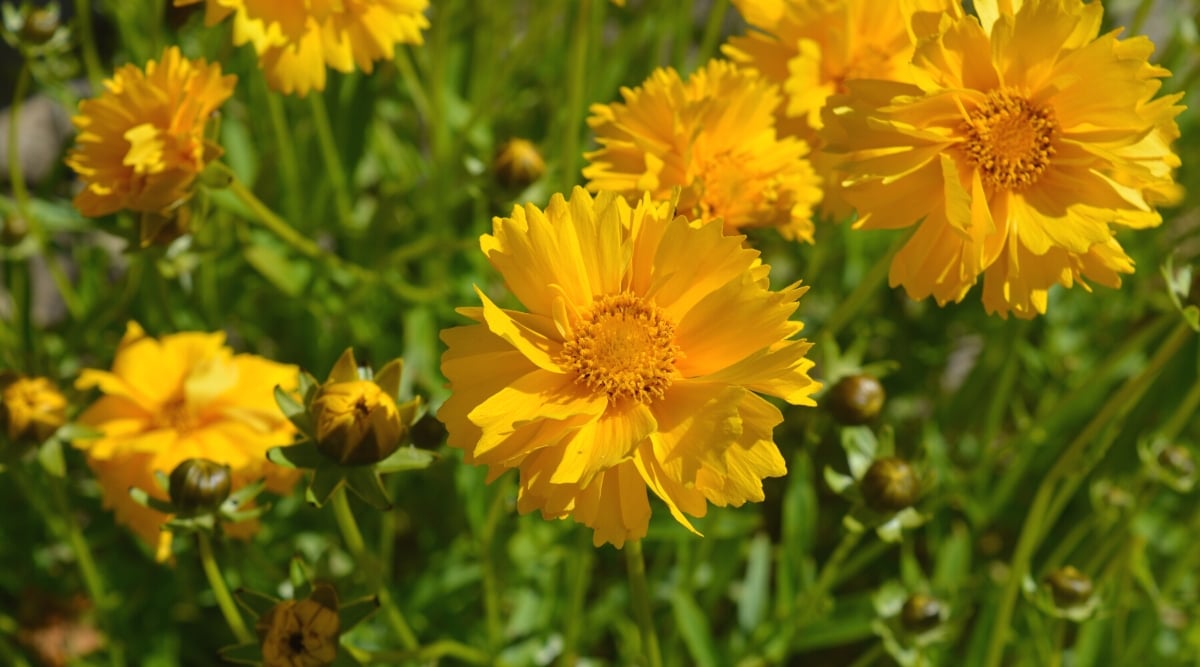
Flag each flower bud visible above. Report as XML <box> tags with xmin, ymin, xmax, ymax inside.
<box><xmin>257</xmin><ymin>585</ymin><xmax>340</xmax><ymax>667</ymax></box>
<box><xmin>1</xmin><ymin>375</ymin><xmax>67</xmax><ymax>445</ymax></box>
<box><xmin>19</xmin><ymin>7</ymin><xmax>60</xmax><ymax>45</ymax></box>
<box><xmin>1157</xmin><ymin>445</ymin><xmax>1195</xmax><ymax>479</ymax></box>
<box><xmin>312</xmin><ymin>380</ymin><xmax>406</xmax><ymax>465</ymax></box>
<box><xmin>493</xmin><ymin>138</ymin><xmax>545</xmax><ymax>190</ymax></box>
<box><xmin>168</xmin><ymin>458</ymin><xmax>232</xmax><ymax>516</ymax></box>
<box><xmin>1045</xmin><ymin>565</ymin><xmax>1092</xmax><ymax>608</ymax></box>
<box><xmin>861</xmin><ymin>457</ymin><xmax>918</xmax><ymax>512</ymax></box>
<box><xmin>1</xmin><ymin>214</ymin><xmax>29</xmax><ymax>246</ymax></box>
<box><xmin>900</xmin><ymin>593</ymin><xmax>942</xmax><ymax>632</ymax></box>
<box><xmin>827</xmin><ymin>374</ymin><xmax>885</xmax><ymax>425</ymax></box>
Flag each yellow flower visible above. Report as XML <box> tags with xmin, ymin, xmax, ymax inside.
<box><xmin>256</xmin><ymin>593</ymin><xmax>340</xmax><ymax>667</ymax></box>
<box><xmin>584</xmin><ymin>60</ymin><xmax>822</xmax><ymax>242</ymax></box>
<box><xmin>0</xmin><ymin>375</ymin><xmax>67</xmax><ymax>445</ymax></box>
<box><xmin>175</xmin><ymin>0</ymin><xmax>429</xmax><ymax>96</ymax></box>
<box><xmin>439</xmin><ymin>187</ymin><xmax>820</xmax><ymax>547</ymax></box>
<box><xmin>73</xmin><ymin>322</ymin><xmax>300</xmax><ymax>553</ymax></box>
<box><xmin>821</xmin><ymin>0</ymin><xmax>1183</xmax><ymax>318</ymax></box>
<box><xmin>65</xmin><ymin>46</ymin><xmax>235</xmax><ymax>218</ymax></box>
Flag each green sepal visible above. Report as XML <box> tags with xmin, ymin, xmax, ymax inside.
<box><xmin>306</xmin><ymin>468</ymin><xmax>346</xmax><ymax>507</ymax></box>
<box><xmin>374</xmin><ymin>446</ymin><xmax>437</xmax><ymax>474</ymax></box>
<box><xmin>841</xmin><ymin>426</ymin><xmax>878</xmax><ymax>480</ymax></box>
<box><xmin>35</xmin><ymin>437</ymin><xmax>65</xmax><ymax>477</ymax></box>
<box><xmin>337</xmin><ymin>595</ymin><xmax>380</xmax><ymax>632</ymax></box>
<box><xmin>343</xmin><ymin>467</ymin><xmax>392</xmax><ymax>510</ymax></box>
<box><xmin>224</xmin><ymin>479</ymin><xmax>266</xmax><ymax>509</ymax></box>
<box><xmin>298</xmin><ymin>371</ymin><xmax>321</xmax><ymax>404</ymax></box>
<box><xmin>217</xmin><ymin>641</ymin><xmax>262</xmax><ymax>665</ymax></box>
<box><xmin>55</xmin><ymin>422</ymin><xmax>103</xmax><ymax>443</ymax></box>
<box><xmin>153</xmin><ymin>469</ymin><xmax>170</xmax><ymax>493</ymax></box>
<box><xmin>289</xmin><ymin>556</ymin><xmax>315</xmax><ymax>598</ymax></box>
<box><xmin>223</xmin><ymin>506</ymin><xmax>269</xmax><ymax>523</ymax></box>
<box><xmin>373</xmin><ymin>358</ymin><xmax>404</xmax><ymax>400</ymax></box>
<box><xmin>234</xmin><ymin>588</ymin><xmax>281</xmax><ymax>619</ymax></box>
<box><xmin>129</xmin><ymin>486</ymin><xmax>177</xmax><ymax>515</ymax></box>
<box><xmin>310</xmin><ymin>582</ymin><xmax>339</xmax><ymax>612</ymax></box>
<box><xmin>275</xmin><ymin>385</ymin><xmax>314</xmax><ymax>436</ymax></box>
<box><xmin>269</xmin><ymin>442</ymin><xmax>326</xmax><ymax>470</ymax></box>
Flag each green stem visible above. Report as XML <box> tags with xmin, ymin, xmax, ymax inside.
<box><xmin>307</xmin><ymin>92</ymin><xmax>354</xmax><ymax>226</ymax></box>
<box><xmin>981</xmin><ymin>321</ymin><xmax>1193</xmax><ymax>667</ymax></box>
<box><xmin>394</xmin><ymin>47</ymin><xmax>432</xmax><ymax>127</ymax></box>
<box><xmin>73</xmin><ymin>0</ymin><xmax>105</xmax><ymax>89</ymax></box>
<box><xmin>797</xmin><ymin>529</ymin><xmax>862</xmax><ymax>624</ymax></box>
<box><xmin>624</xmin><ymin>539</ymin><xmax>663</xmax><ymax>667</ymax></box>
<box><xmin>330</xmin><ymin>488</ymin><xmax>419</xmax><ymax>650</ymax></box>
<box><xmin>559</xmin><ymin>530</ymin><xmax>595</xmax><ymax>667</ymax></box>
<box><xmin>8</xmin><ymin>63</ymin><xmax>31</xmax><ymax>215</ymax></box>
<box><xmin>196</xmin><ymin>532</ymin><xmax>253</xmax><ymax>644</ymax></box>
<box><xmin>264</xmin><ymin>91</ymin><xmax>302</xmax><ymax>224</ymax></box>
<box><xmin>356</xmin><ymin>639</ymin><xmax>492</xmax><ymax>665</ymax></box>
<box><xmin>480</xmin><ymin>485</ymin><xmax>509</xmax><ymax>654</ymax></box>
<box><xmin>561</xmin><ymin>0</ymin><xmax>591</xmax><ymax>189</ymax></box>
<box><xmin>822</xmin><ymin>231</ymin><xmax>908</xmax><ymax>339</ymax></box>
<box><xmin>696</xmin><ymin>0</ymin><xmax>730</xmax><ymax>65</ymax></box>
<box><xmin>1129</xmin><ymin>0</ymin><xmax>1156</xmax><ymax>35</ymax></box>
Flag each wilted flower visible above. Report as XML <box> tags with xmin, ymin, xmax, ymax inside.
<box><xmin>440</xmin><ymin>187</ymin><xmax>819</xmax><ymax>547</ymax></box>
<box><xmin>65</xmin><ymin>46</ymin><xmax>235</xmax><ymax>218</ymax></box>
<box><xmin>493</xmin><ymin>138</ymin><xmax>546</xmax><ymax>190</ymax></box>
<box><xmin>175</xmin><ymin>0</ymin><xmax>429</xmax><ymax>96</ymax></box>
<box><xmin>1</xmin><ymin>374</ymin><xmax>67</xmax><ymax>446</ymax></box>
<box><xmin>72</xmin><ymin>322</ymin><xmax>299</xmax><ymax>555</ymax></box>
<box><xmin>584</xmin><ymin>60</ymin><xmax>822</xmax><ymax>242</ymax></box>
<box><xmin>821</xmin><ymin>0</ymin><xmax>1183</xmax><ymax>317</ymax></box>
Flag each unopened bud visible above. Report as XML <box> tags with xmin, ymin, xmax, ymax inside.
<box><xmin>861</xmin><ymin>457</ymin><xmax>918</xmax><ymax>512</ymax></box>
<box><xmin>19</xmin><ymin>7</ymin><xmax>60</xmax><ymax>45</ymax></box>
<box><xmin>312</xmin><ymin>381</ymin><xmax>406</xmax><ymax>465</ymax></box>
<box><xmin>168</xmin><ymin>458</ymin><xmax>232</xmax><ymax>516</ymax></box>
<box><xmin>900</xmin><ymin>593</ymin><xmax>942</xmax><ymax>632</ymax></box>
<box><xmin>493</xmin><ymin>138</ymin><xmax>545</xmax><ymax>190</ymax></box>
<box><xmin>828</xmin><ymin>374</ymin><xmax>885</xmax><ymax>426</ymax></box>
<box><xmin>1046</xmin><ymin>565</ymin><xmax>1093</xmax><ymax>608</ymax></box>
<box><xmin>1158</xmin><ymin>445</ymin><xmax>1195</xmax><ymax>479</ymax></box>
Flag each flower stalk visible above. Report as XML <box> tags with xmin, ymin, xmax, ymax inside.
<box><xmin>624</xmin><ymin>539</ymin><xmax>663</xmax><ymax>667</ymax></box>
<box><xmin>196</xmin><ymin>532</ymin><xmax>253</xmax><ymax>644</ymax></box>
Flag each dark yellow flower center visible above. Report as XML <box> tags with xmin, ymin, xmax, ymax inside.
<box><xmin>960</xmin><ymin>90</ymin><xmax>1057</xmax><ymax>191</ymax></box>
<box><xmin>560</xmin><ymin>293</ymin><xmax>679</xmax><ymax>403</ymax></box>
<box><xmin>157</xmin><ymin>395</ymin><xmax>199</xmax><ymax>432</ymax></box>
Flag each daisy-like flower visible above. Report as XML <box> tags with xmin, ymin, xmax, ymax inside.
<box><xmin>175</xmin><ymin>0</ymin><xmax>429</xmax><ymax>96</ymax></box>
<box><xmin>73</xmin><ymin>323</ymin><xmax>300</xmax><ymax>556</ymax></box>
<box><xmin>1</xmin><ymin>375</ymin><xmax>67</xmax><ymax>446</ymax></box>
<box><xmin>65</xmin><ymin>46</ymin><xmax>235</xmax><ymax>218</ymax></box>
<box><xmin>584</xmin><ymin>60</ymin><xmax>822</xmax><ymax>242</ymax></box>
<box><xmin>439</xmin><ymin>187</ymin><xmax>820</xmax><ymax>547</ymax></box>
<box><xmin>821</xmin><ymin>0</ymin><xmax>1183</xmax><ymax>318</ymax></box>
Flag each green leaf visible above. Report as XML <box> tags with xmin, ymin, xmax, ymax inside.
<box><xmin>306</xmin><ymin>468</ymin><xmax>345</xmax><ymax>507</ymax></box>
<box><xmin>216</xmin><ymin>641</ymin><xmax>262</xmax><ymax>665</ymax></box>
<box><xmin>243</xmin><ymin>242</ymin><xmax>310</xmax><ymax>298</ymax></box>
<box><xmin>737</xmin><ymin>533</ymin><xmax>772</xmax><ymax>632</ymax></box>
<box><xmin>35</xmin><ymin>438</ymin><xmax>65</xmax><ymax>477</ymax></box>
<box><xmin>337</xmin><ymin>595</ymin><xmax>380</xmax><ymax>631</ymax></box>
<box><xmin>269</xmin><ymin>442</ymin><xmax>325</xmax><ymax>470</ymax></box>
<box><xmin>343</xmin><ymin>468</ymin><xmax>392</xmax><ymax>510</ymax></box>
<box><xmin>129</xmin><ymin>487</ymin><xmax>176</xmax><ymax>514</ymax></box>
<box><xmin>671</xmin><ymin>590</ymin><xmax>720</xmax><ymax>667</ymax></box>
<box><xmin>234</xmin><ymin>588</ymin><xmax>280</xmax><ymax>619</ymax></box>
<box><xmin>374</xmin><ymin>446</ymin><xmax>437</xmax><ymax>474</ymax></box>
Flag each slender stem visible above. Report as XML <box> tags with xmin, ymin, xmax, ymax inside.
<box><xmin>558</xmin><ymin>531</ymin><xmax>595</xmax><ymax>667</ymax></box>
<box><xmin>697</xmin><ymin>0</ymin><xmax>730</xmax><ymax>65</ymax></box>
<box><xmin>264</xmin><ymin>91</ymin><xmax>302</xmax><ymax>224</ymax></box>
<box><xmin>357</xmin><ymin>640</ymin><xmax>492</xmax><ymax>665</ymax></box>
<box><xmin>394</xmin><ymin>47</ymin><xmax>432</xmax><ymax>127</ymax></box>
<box><xmin>797</xmin><ymin>529</ymin><xmax>862</xmax><ymax>624</ymax></box>
<box><xmin>846</xmin><ymin>643</ymin><xmax>884</xmax><ymax>667</ymax></box>
<box><xmin>8</xmin><ymin>63</ymin><xmax>31</xmax><ymax>215</ymax></box>
<box><xmin>480</xmin><ymin>485</ymin><xmax>509</xmax><ymax>654</ymax></box>
<box><xmin>981</xmin><ymin>321</ymin><xmax>1193</xmax><ymax>667</ymax></box>
<box><xmin>1129</xmin><ymin>0</ymin><xmax>1156</xmax><ymax>35</ymax></box>
<box><xmin>822</xmin><ymin>231</ymin><xmax>908</xmax><ymax>339</ymax></box>
<box><xmin>196</xmin><ymin>532</ymin><xmax>253</xmax><ymax>644</ymax></box>
<box><xmin>624</xmin><ymin>539</ymin><xmax>663</xmax><ymax>667</ymax></box>
<box><xmin>307</xmin><ymin>92</ymin><xmax>354</xmax><ymax>225</ymax></box>
<box><xmin>673</xmin><ymin>0</ymin><xmax>695</xmax><ymax>70</ymax></box>
<box><xmin>72</xmin><ymin>0</ymin><xmax>105</xmax><ymax>89</ymax></box>
<box><xmin>330</xmin><ymin>488</ymin><xmax>419</xmax><ymax>650</ymax></box>
<box><xmin>561</xmin><ymin>0</ymin><xmax>591</xmax><ymax>188</ymax></box>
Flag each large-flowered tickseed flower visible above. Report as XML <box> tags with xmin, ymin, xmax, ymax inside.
<box><xmin>65</xmin><ymin>46</ymin><xmax>235</xmax><ymax>218</ymax></box>
<box><xmin>73</xmin><ymin>323</ymin><xmax>300</xmax><ymax>556</ymax></box>
<box><xmin>821</xmin><ymin>0</ymin><xmax>1183</xmax><ymax>318</ymax></box>
<box><xmin>584</xmin><ymin>60</ymin><xmax>822</xmax><ymax>242</ymax></box>
<box><xmin>439</xmin><ymin>188</ymin><xmax>820</xmax><ymax>547</ymax></box>
<box><xmin>175</xmin><ymin>0</ymin><xmax>429</xmax><ymax>96</ymax></box>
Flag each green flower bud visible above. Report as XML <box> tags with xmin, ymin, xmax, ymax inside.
<box><xmin>1</xmin><ymin>214</ymin><xmax>29</xmax><ymax>246</ymax></box>
<box><xmin>168</xmin><ymin>458</ymin><xmax>232</xmax><ymax>516</ymax></box>
<box><xmin>493</xmin><ymin>138</ymin><xmax>545</xmax><ymax>190</ymax></box>
<box><xmin>1157</xmin><ymin>445</ymin><xmax>1195</xmax><ymax>479</ymax></box>
<box><xmin>861</xmin><ymin>456</ymin><xmax>918</xmax><ymax>512</ymax></box>
<box><xmin>900</xmin><ymin>593</ymin><xmax>942</xmax><ymax>632</ymax></box>
<box><xmin>828</xmin><ymin>374</ymin><xmax>885</xmax><ymax>426</ymax></box>
<box><xmin>19</xmin><ymin>7</ymin><xmax>60</xmax><ymax>45</ymax></box>
<box><xmin>312</xmin><ymin>380</ymin><xmax>406</xmax><ymax>465</ymax></box>
<box><xmin>1045</xmin><ymin>566</ymin><xmax>1093</xmax><ymax>608</ymax></box>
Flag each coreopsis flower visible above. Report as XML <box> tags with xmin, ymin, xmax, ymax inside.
<box><xmin>1</xmin><ymin>375</ymin><xmax>67</xmax><ymax>446</ymax></box>
<box><xmin>65</xmin><ymin>46</ymin><xmax>235</xmax><ymax>218</ymax></box>
<box><xmin>72</xmin><ymin>322</ymin><xmax>300</xmax><ymax>554</ymax></box>
<box><xmin>440</xmin><ymin>187</ymin><xmax>820</xmax><ymax>547</ymax></box>
<box><xmin>584</xmin><ymin>60</ymin><xmax>822</xmax><ymax>242</ymax></box>
<box><xmin>821</xmin><ymin>0</ymin><xmax>1184</xmax><ymax>318</ymax></box>
<box><xmin>175</xmin><ymin>0</ymin><xmax>429</xmax><ymax>96</ymax></box>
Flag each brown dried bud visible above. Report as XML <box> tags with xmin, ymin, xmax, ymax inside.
<box><xmin>1046</xmin><ymin>565</ymin><xmax>1093</xmax><ymax>608</ymax></box>
<box><xmin>168</xmin><ymin>458</ymin><xmax>232</xmax><ymax>516</ymax></box>
<box><xmin>828</xmin><ymin>374</ymin><xmax>885</xmax><ymax>425</ymax></box>
<box><xmin>900</xmin><ymin>593</ymin><xmax>942</xmax><ymax>632</ymax></box>
<box><xmin>861</xmin><ymin>457</ymin><xmax>918</xmax><ymax>512</ymax></box>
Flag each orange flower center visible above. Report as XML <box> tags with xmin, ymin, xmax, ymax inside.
<box><xmin>560</xmin><ymin>293</ymin><xmax>679</xmax><ymax>403</ymax></box>
<box><xmin>157</xmin><ymin>395</ymin><xmax>198</xmax><ymax>432</ymax></box>
<box><xmin>960</xmin><ymin>90</ymin><xmax>1057</xmax><ymax>191</ymax></box>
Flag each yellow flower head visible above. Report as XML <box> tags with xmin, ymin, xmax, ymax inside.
<box><xmin>65</xmin><ymin>46</ymin><xmax>235</xmax><ymax>218</ymax></box>
<box><xmin>440</xmin><ymin>187</ymin><xmax>820</xmax><ymax>547</ymax></box>
<box><xmin>584</xmin><ymin>60</ymin><xmax>822</xmax><ymax>242</ymax></box>
<box><xmin>176</xmin><ymin>0</ymin><xmax>429</xmax><ymax>96</ymax></box>
<box><xmin>1</xmin><ymin>376</ymin><xmax>67</xmax><ymax>445</ymax></box>
<box><xmin>821</xmin><ymin>0</ymin><xmax>1184</xmax><ymax>318</ymax></box>
<box><xmin>312</xmin><ymin>381</ymin><xmax>404</xmax><ymax>465</ymax></box>
<box><xmin>255</xmin><ymin>586</ymin><xmax>340</xmax><ymax>667</ymax></box>
<box><xmin>73</xmin><ymin>322</ymin><xmax>300</xmax><ymax>552</ymax></box>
